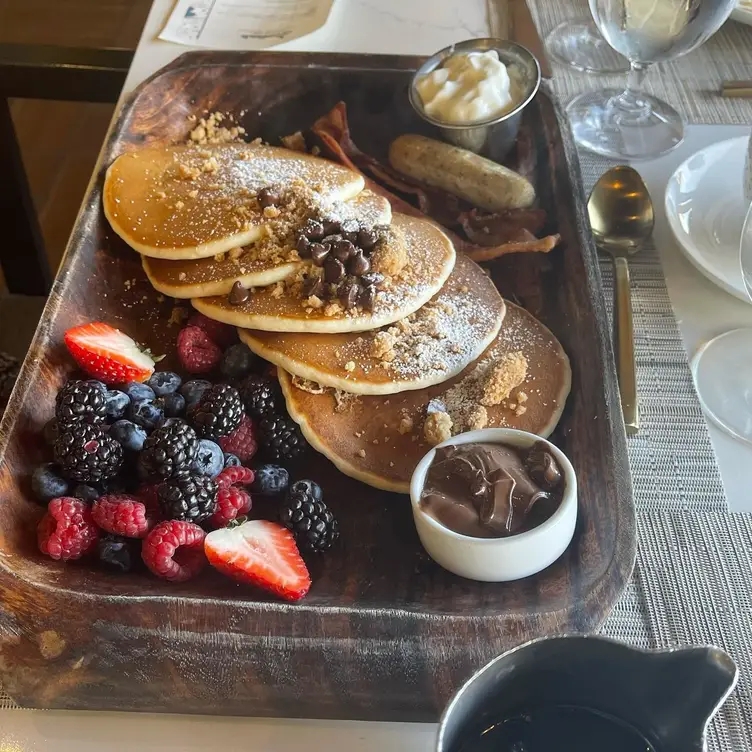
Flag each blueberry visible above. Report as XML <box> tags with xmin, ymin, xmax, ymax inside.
<box><xmin>180</xmin><ymin>379</ymin><xmax>212</xmax><ymax>411</ymax></box>
<box><xmin>220</xmin><ymin>343</ymin><xmax>258</xmax><ymax>381</ymax></box>
<box><xmin>147</xmin><ymin>371</ymin><xmax>182</xmax><ymax>396</ymax></box>
<box><xmin>72</xmin><ymin>484</ymin><xmax>100</xmax><ymax>503</ymax></box>
<box><xmin>251</xmin><ymin>464</ymin><xmax>290</xmax><ymax>496</ymax></box>
<box><xmin>128</xmin><ymin>400</ymin><xmax>164</xmax><ymax>431</ymax></box>
<box><xmin>191</xmin><ymin>439</ymin><xmax>224</xmax><ymax>477</ymax></box>
<box><xmin>104</xmin><ymin>389</ymin><xmax>130</xmax><ymax>421</ymax></box>
<box><xmin>31</xmin><ymin>463</ymin><xmax>69</xmax><ymax>504</ymax></box>
<box><xmin>123</xmin><ymin>382</ymin><xmax>155</xmax><ymax>403</ymax></box>
<box><xmin>289</xmin><ymin>479</ymin><xmax>322</xmax><ymax>501</ymax></box>
<box><xmin>161</xmin><ymin>391</ymin><xmax>186</xmax><ymax>418</ymax></box>
<box><xmin>223</xmin><ymin>453</ymin><xmax>241</xmax><ymax>468</ymax></box>
<box><xmin>43</xmin><ymin>419</ymin><xmax>60</xmax><ymax>447</ymax></box>
<box><xmin>110</xmin><ymin>419</ymin><xmax>148</xmax><ymax>452</ymax></box>
<box><xmin>161</xmin><ymin>417</ymin><xmax>187</xmax><ymax>428</ymax></box>
<box><xmin>97</xmin><ymin>534</ymin><xmax>136</xmax><ymax>573</ymax></box>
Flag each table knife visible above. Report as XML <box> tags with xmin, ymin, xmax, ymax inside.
<box><xmin>487</xmin><ymin>0</ymin><xmax>553</xmax><ymax>78</ymax></box>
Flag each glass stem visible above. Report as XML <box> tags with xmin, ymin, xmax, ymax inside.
<box><xmin>609</xmin><ymin>62</ymin><xmax>652</xmax><ymax>124</ymax></box>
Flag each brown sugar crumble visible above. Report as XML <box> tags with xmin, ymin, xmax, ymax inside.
<box><xmin>188</xmin><ymin>112</ymin><xmax>246</xmax><ymax>145</ymax></box>
<box><xmin>423</xmin><ymin>412</ymin><xmax>453</xmax><ymax>445</ymax></box>
<box><xmin>466</xmin><ymin>405</ymin><xmax>488</xmax><ymax>431</ymax></box>
<box><xmin>398</xmin><ymin>415</ymin><xmax>414</xmax><ymax>435</ymax></box>
<box><xmin>480</xmin><ymin>352</ymin><xmax>528</xmax><ymax>407</ymax></box>
<box><xmin>370</xmin><ymin>227</ymin><xmax>408</xmax><ymax>277</ymax></box>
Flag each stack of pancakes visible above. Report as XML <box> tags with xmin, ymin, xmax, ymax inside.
<box><xmin>104</xmin><ymin>142</ymin><xmax>571</xmax><ymax>493</ymax></box>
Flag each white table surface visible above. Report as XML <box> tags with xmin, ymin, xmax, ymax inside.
<box><xmin>2</xmin><ymin>1</ymin><xmax>751</xmax><ymax>749</ymax></box>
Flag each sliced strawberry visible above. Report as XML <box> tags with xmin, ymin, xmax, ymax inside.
<box><xmin>204</xmin><ymin>520</ymin><xmax>311</xmax><ymax>601</ymax></box>
<box><xmin>64</xmin><ymin>323</ymin><xmax>155</xmax><ymax>385</ymax></box>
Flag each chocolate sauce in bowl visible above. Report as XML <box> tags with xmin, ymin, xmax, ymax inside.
<box><xmin>419</xmin><ymin>441</ymin><xmax>564</xmax><ymax>538</ymax></box>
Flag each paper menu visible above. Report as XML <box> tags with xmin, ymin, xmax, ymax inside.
<box><xmin>159</xmin><ymin>0</ymin><xmax>334</xmax><ymax>50</ymax></box>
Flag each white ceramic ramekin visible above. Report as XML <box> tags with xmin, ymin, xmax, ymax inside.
<box><xmin>409</xmin><ymin>428</ymin><xmax>577</xmax><ymax>582</ymax></box>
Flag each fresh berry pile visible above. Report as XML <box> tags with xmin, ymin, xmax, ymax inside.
<box><xmin>31</xmin><ymin>319</ymin><xmax>339</xmax><ymax>602</ymax></box>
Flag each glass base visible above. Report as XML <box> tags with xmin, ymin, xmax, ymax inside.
<box><xmin>567</xmin><ymin>89</ymin><xmax>684</xmax><ymax>160</ymax></box>
<box><xmin>691</xmin><ymin>329</ymin><xmax>752</xmax><ymax>446</ymax></box>
<box><xmin>546</xmin><ymin>20</ymin><xmax>629</xmax><ymax>74</ymax></box>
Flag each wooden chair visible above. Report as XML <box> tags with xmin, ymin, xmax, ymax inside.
<box><xmin>0</xmin><ymin>43</ymin><xmax>133</xmax><ymax>295</ymax></box>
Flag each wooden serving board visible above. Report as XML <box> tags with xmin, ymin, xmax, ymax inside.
<box><xmin>0</xmin><ymin>51</ymin><xmax>635</xmax><ymax>720</ymax></box>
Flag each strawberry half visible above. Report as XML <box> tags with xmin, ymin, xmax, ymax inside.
<box><xmin>204</xmin><ymin>520</ymin><xmax>311</xmax><ymax>601</ymax></box>
<box><xmin>64</xmin><ymin>322</ymin><xmax>155</xmax><ymax>385</ymax></box>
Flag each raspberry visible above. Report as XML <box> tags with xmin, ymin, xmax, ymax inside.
<box><xmin>216</xmin><ymin>465</ymin><xmax>255</xmax><ymax>489</ymax></box>
<box><xmin>177</xmin><ymin>326</ymin><xmax>222</xmax><ymax>374</ymax></box>
<box><xmin>187</xmin><ymin>313</ymin><xmax>237</xmax><ymax>349</ymax></box>
<box><xmin>141</xmin><ymin>520</ymin><xmax>206</xmax><ymax>582</ymax></box>
<box><xmin>92</xmin><ymin>495</ymin><xmax>151</xmax><ymax>538</ymax></box>
<box><xmin>38</xmin><ymin>497</ymin><xmax>99</xmax><ymax>560</ymax></box>
<box><xmin>209</xmin><ymin>486</ymin><xmax>252</xmax><ymax>528</ymax></box>
<box><xmin>217</xmin><ymin>414</ymin><xmax>258</xmax><ymax>463</ymax></box>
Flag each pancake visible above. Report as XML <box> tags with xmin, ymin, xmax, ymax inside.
<box><xmin>192</xmin><ymin>213</ymin><xmax>456</xmax><ymax>334</ymax></box>
<box><xmin>141</xmin><ymin>189</ymin><xmax>392</xmax><ymax>298</ymax></box>
<box><xmin>279</xmin><ymin>302</ymin><xmax>571</xmax><ymax>493</ymax></box>
<box><xmin>103</xmin><ymin>143</ymin><xmax>365</xmax><ymax>260</ymax></box>
<box><xmin>239</xmin><ymin>253</ymin><xmax>505</xmax><ymax>394</ymax></box>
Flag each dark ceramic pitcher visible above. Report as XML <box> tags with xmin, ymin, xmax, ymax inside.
<box><xmin>437</xmin><ymin>635</ymin><xmax>737</xmax><ymax>752</ymax></box>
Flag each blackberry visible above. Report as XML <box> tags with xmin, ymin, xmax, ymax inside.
<box><xmin>54</xmin><ymin>421</ymin><xmax>123</xmax><ymax>483</ymax></box>
<box><xmin>157</xmin><ymin>472</ymin><xmax>217</xmax><ymax>524</ymax></box>
<box><xmin>239</xmin><ymin>375</ymin><xmax>279</xmax><ymax>418</ymax></box>
<box><xmin>55</xmin><ymin>380</ymin><xmax>107</xmax><ymax>426</ymax></box>
<box><xmin>258</xmin><ymin>414</ymin><xmax>307</xmax><ymax>461</ymax></box>
<box><xmin>139</xmin><ymin>420</ymin><xmax>198</xmax><ymax>480</ymax></box>
<box><xmin>192</xmin><ymin>384</ymin><xmax>242</xmax><ymax>440</ymax></box>
<box><xmin>279</xmin><ymin>480</ymin><xmax>339</xmax><ymax>553</ymax></box>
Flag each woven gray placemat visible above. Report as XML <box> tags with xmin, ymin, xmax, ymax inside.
<box><xmin>530</xmin><ymin>0</ymin><xmax>752</xmax><ymax>125</ymax></box>
<box><xmin>575</xmin><ymin>150</ymin><xmax>751</xmax><ymax>749</ymax></box>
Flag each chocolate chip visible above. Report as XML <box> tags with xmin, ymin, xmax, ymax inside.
<box><xmin>332</xmin><ymin>238</ymin><xmax>355</xmax><ymax>262</ymax></box>
<box><xmin>304</xmin><ymin>219</ymin><xmax>325</xmax><ymax>241</ymax></box>
<box><xmin>359</xmin><ymin>284</ymin><xmax>377</xmax><ymax>310</ymax></box>
<box><xmin>341</xmin><ymin>219</ymin><xmax>360</xmax><ymax>243</ymax></box>
<box><xmin>322</xmin><ymin>219</ymin><xmax>341</xmax><ymax>236</ymax></box>
<box><xmin>310</xmin><ymin>243</ymin><xmax>329</xmax><ymax>266</ymax></box>
<box><xmin>229</xmin><ymin>281</ymin><xmax>250</xmax><ymax>305</ymax></box>
<box><xmin>324</xmin><ymin>256</ymin><xmax>345</xmax><ymax>284</ymax></box>
<box><xmin>302</xmin><ymin>275</ymin><xmax>324</xmax><ymax>298</ymax></box>
<box><xmin>357</xmin><ymin>228</ymin><xmax>378</xmax><ymax>251</ymax></box>
<box><xmin>361</xmin><ymin>272</ymin><xmax>385</xmax><ymax>288</ymax></box>
<box><xmin>258</xmin><ymin>187</ymin><xmax>280</xmax><ymax>208</ymax></box>
<box><xmin>296</xmin><ymin>235</ymin><xmax>312</xmax><ymax>258</ymax></box>
<box><xmin>321</xmin><ymin>233</ymin><xmax>341</xmax><ymax>250</ymax></box>
<box><xmin>339</xmin><ymin>283</ymin><xmax>360</xmax><ymax>310</ymax></box>
<box><xmin>347</xmin><ymin>251</ymin><xmax>370</xmax><ymax>276</ymax></box>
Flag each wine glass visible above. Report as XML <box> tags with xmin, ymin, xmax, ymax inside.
<box><xmin>546</xmin><ymin>19</ymin><xmax>629</xmax><ymax>73</ymax></box>
<box><xmin>567</xmin><ymin>0</ymin><xmax>737</xmax><ymax>160</ymax></box>
<box><xmin>691</xmin><ymin>201</ymin><xmax>752</xmax><ymax>444</ymax></box>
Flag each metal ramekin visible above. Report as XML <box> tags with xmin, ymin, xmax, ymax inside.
<box><xmin>409</xmin><ymin>38</ymin><xmax>541</xmax><ymax>161</ymax></box>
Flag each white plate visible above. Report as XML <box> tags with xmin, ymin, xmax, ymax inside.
<box><xmin>731</xmin><ymin>1</ymin><xmax>752</xmax><ymax>26</ymax></box>
<box><xmin>665</xmin><ymin>136</ymin><xmax>751</xmax><ymax>303</ymax></box>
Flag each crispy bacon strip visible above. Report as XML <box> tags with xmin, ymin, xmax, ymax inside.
<box><xmin>465</xmin><ymin>231</ymin><xmax>561</xmax><ymax>262</ymax></box>
<box><xmin>310</xmin><ymin>102</ymin><xmax>560</xmax><ymax>259</ymax></box>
